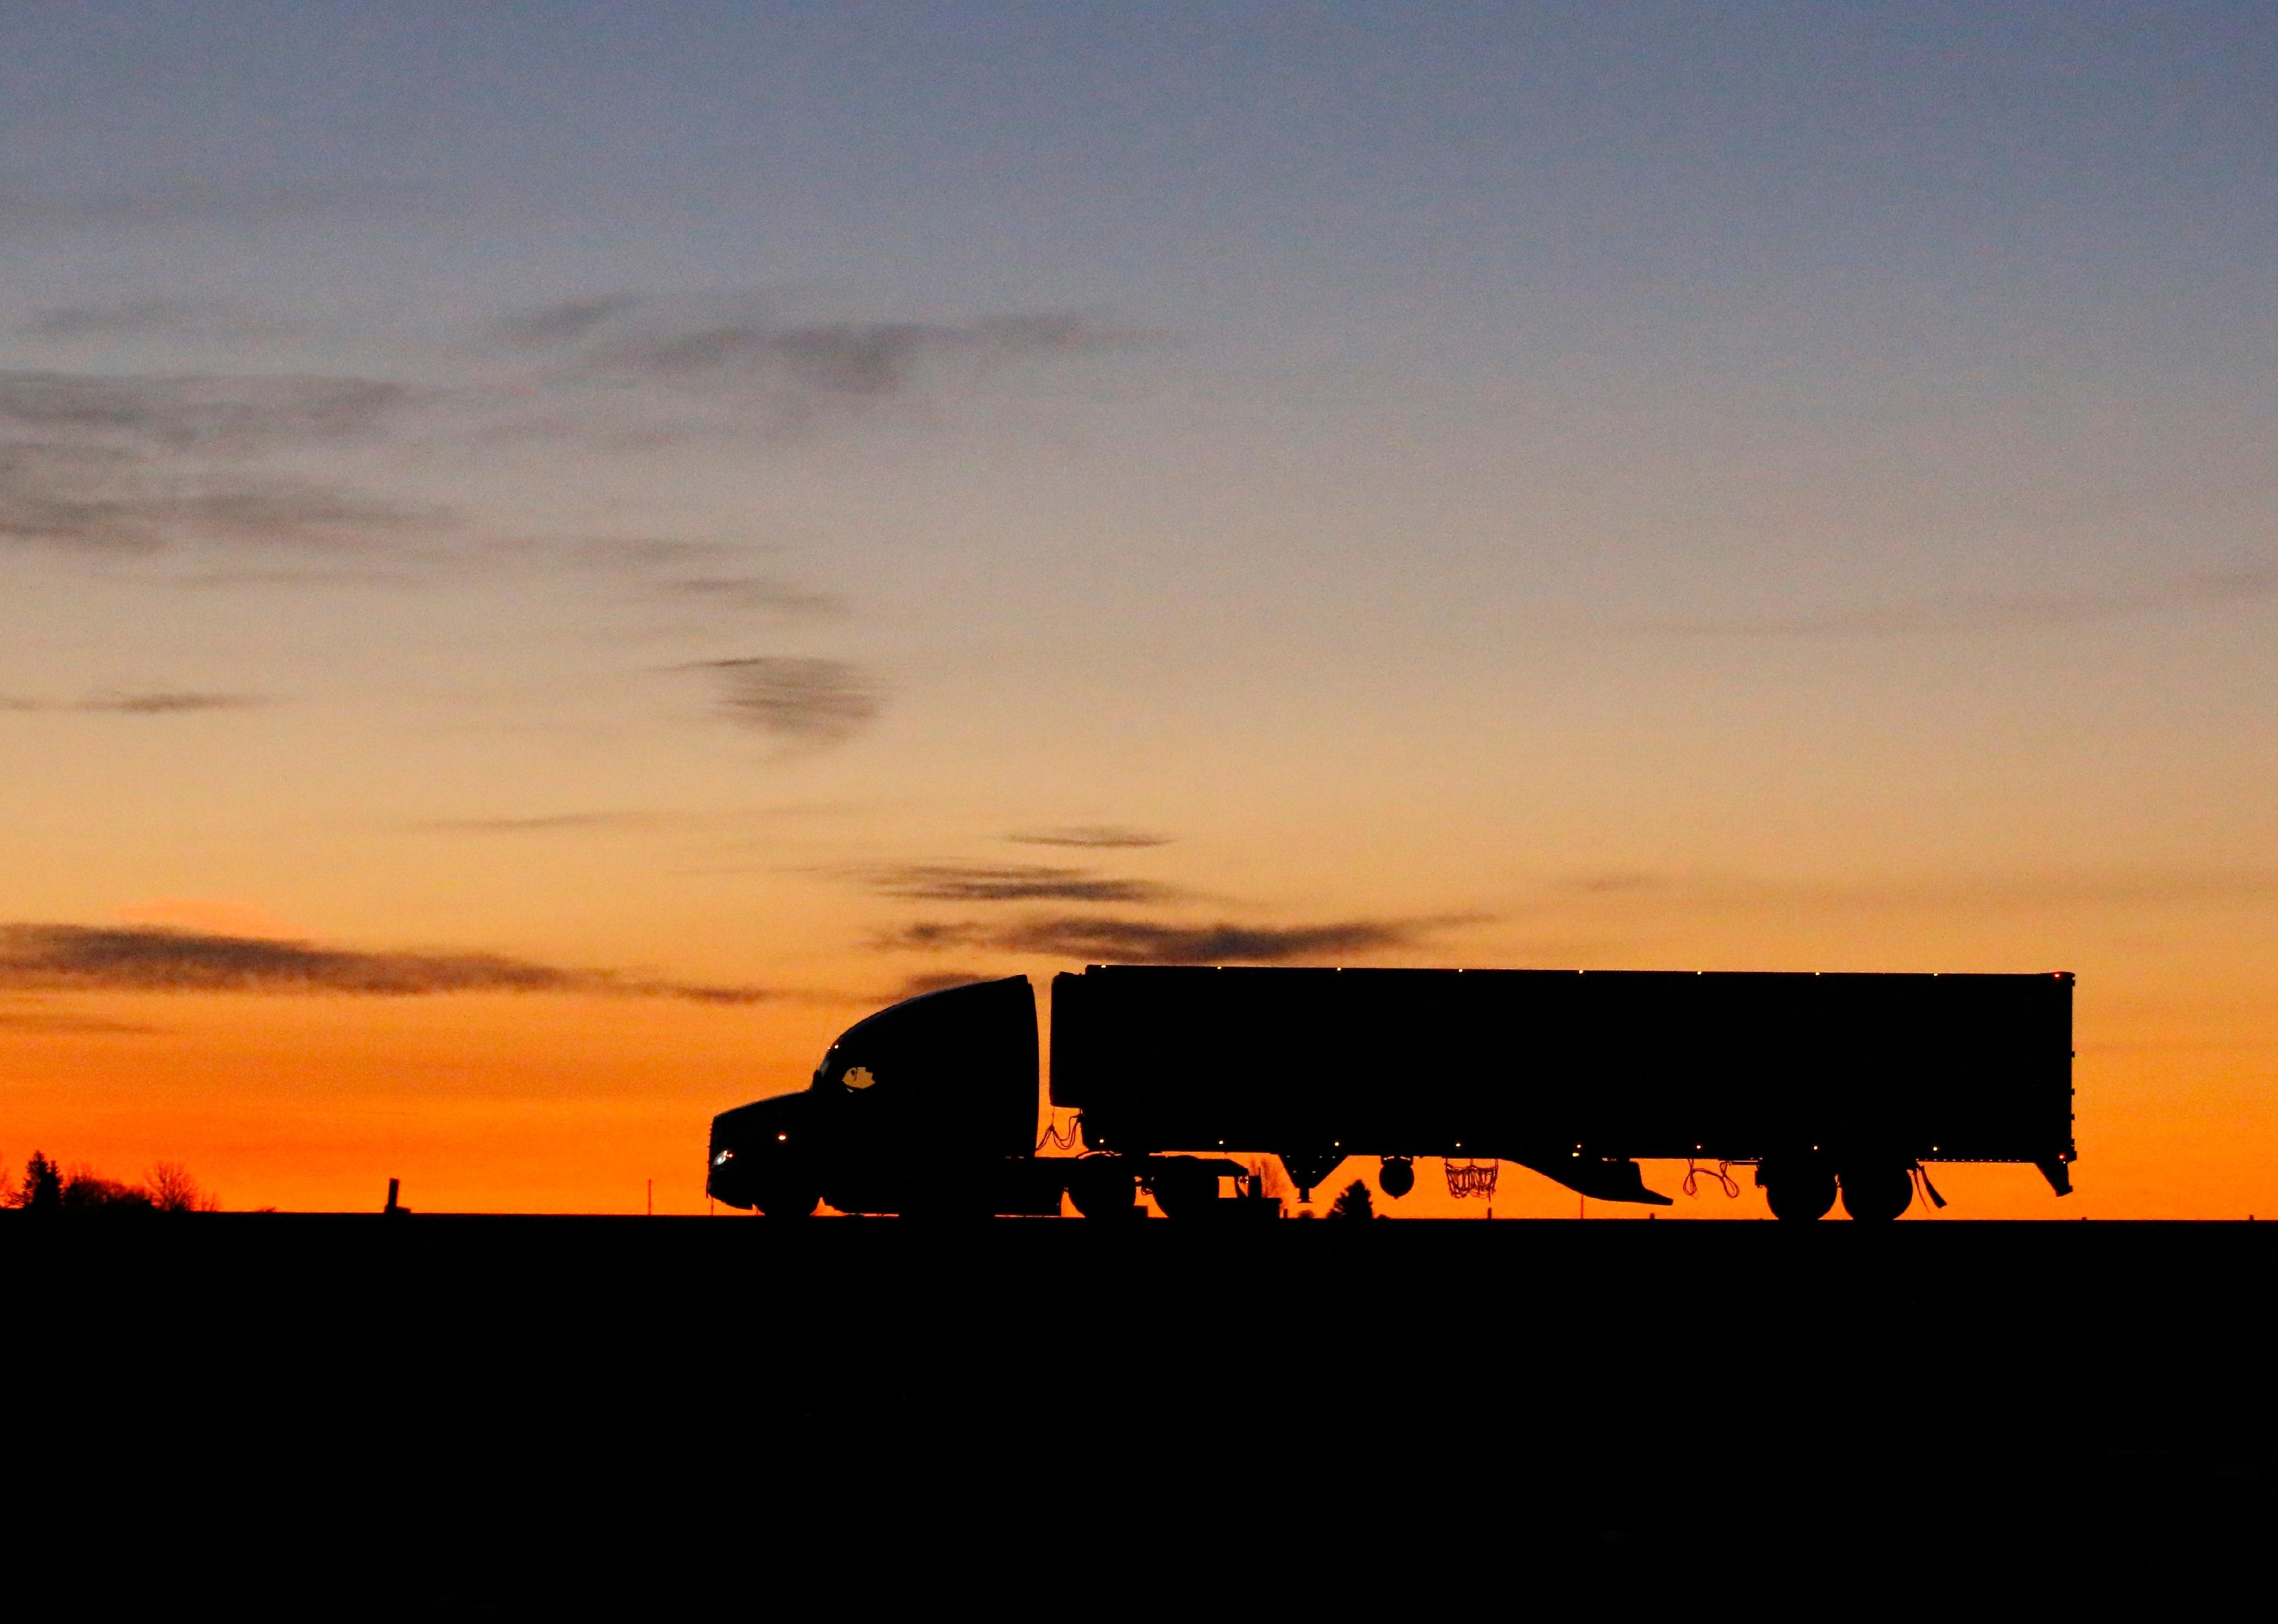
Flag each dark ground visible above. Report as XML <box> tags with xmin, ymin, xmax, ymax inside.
<box><xmin>6</xmin><ymin>1213</ymin><xmax>2269</xmax><ymax>1612</ymax></box>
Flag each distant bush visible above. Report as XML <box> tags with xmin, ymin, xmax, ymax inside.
<box><xmin>62</xmin><ymin>1164</ymin><xmax>153</xmax><ymax>1213</ymax></box>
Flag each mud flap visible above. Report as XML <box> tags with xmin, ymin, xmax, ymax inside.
<box><xmin>2035</xmin><ymin>1157</ymin><xmax>2073</xmax><ymax>1196</ymax></box>
<box><xmin>1521</xmin><ymin>1156</ymin><xmax>1674</xmax><ymax>1206</ymax></box>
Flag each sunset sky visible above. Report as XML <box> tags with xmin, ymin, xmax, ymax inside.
<box><xmin>3</xmin><ymin>2</ymin><xmax>2272</xmax><ymax>1217</ymax></box>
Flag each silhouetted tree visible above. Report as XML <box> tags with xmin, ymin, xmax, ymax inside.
<box><xmin>20</xmin><ymin>1152</ymin><xmax>63</xmax><ymax>1213</ymax></box>
<box><xmin>148</xmin><ymin>1161</ymin><xmax>220</xmax><ymax>1213</ymax></box>
<box><xmin>1327</xmin><ymin>1179</ymin><xmax>1375</xmax><ymax>1221</ymax></box>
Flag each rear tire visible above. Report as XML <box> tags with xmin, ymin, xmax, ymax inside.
<box><xmin>1838</xmin><ymin>1162</ymin><xmax>1913</xmax><ymax>1222</ymax></box>
<box><xmin>749</xmin><ymin>1170</ymin><xmax>821</xmax><ymax>1219</ymax></box>
<box><xmin>1763</xmin><ymin>1161</ymin><xmax>1836</xmax><ymax>1222</ymax></box>
<box><xmin>1149</xmin><ymin>1160</ymin><xmax>1218</xmax><ymax>1221</ymax></box>
<box><xmin>1068</xmin><ymin>1160</ymin><xmax>1139</xmax><ymax>1221</ymax></box>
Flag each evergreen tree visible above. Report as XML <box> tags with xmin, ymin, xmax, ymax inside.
<box><xmin>1327</xmin><ymin>1178</ymin><xmax>1375</xmax><ymax>1221</ymax></box>
<box><xmin>22</xmin><ymin>1152</ymin><xmax>62</xmax><ymax>1213</ymax></box>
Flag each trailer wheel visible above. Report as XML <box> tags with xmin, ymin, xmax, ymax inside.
<box><xmin>1068</xmin><ymin>1160</ymin><xmax>1138</xmax><ymax>1221</ymax></box>
<box><xmin>1837</xmin><ymin>1162</ymin><xmax>1913</xmax><ymax>1222</ymax></box>
<box><xmin>1763</xmin><ymin>1161</ymin><xmax>1836</xmax><ymax>1222</ymax></box>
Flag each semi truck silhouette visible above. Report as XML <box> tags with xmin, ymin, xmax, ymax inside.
<box><xmin>707</xmin><ymin>965</ymin><xmax>2075</xmax><ymax>1222</ymax></box>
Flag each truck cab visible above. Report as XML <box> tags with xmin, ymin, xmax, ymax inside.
<box><xmin>707</xmin><ymin>976</ymin><xmax>1053</xmax><ymax>1216</ymax></box>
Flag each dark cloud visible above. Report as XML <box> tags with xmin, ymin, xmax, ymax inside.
<box><xmin>0</xmin><ymin>924</ymin><xmax>765</xmax><ymax>1003</ymax></box>
<box><xmin>496</xmin><ymin>295</ymin><xmax>1144</xmax><ymax>401</ymax></box>
<box><xmin>1647</xmin><ymin>571</ymin><xmax>2278</xmax><ymax>638</ymax></box>
<box><xmin>492</xmin><ymin>296</ymin><xmax>644</xmax><ymax>348</ymax></box>
<box><xmin>695</xmin><ymin>656</ymin><xmax>883</xmax><ymax>746</ymax></box>
<box><xmin>1</xmin><ymin>442</ymin><xmax>440</xmax><ymax>551</ymax></box>
<box><xmin>600</xmin><ymin>315</ymin><xmax>1133</xmax><ymax>396</ymax></box>
<box><xmin>877</xmin><ymin>915</ymin><xmax>1469</xmax><ymax>964</ymax></box>
<box><xmin>0</xmin><ymin>690</ymin><xmax>264</xmax><ymax>715</ymax></box>
<box><xmin>859</xmin><ymin>864</ymin><xmax>1178</xmax><ymax>904</ymax></box>
<box><xmin>891</xmin><ymin>970</ymin><xmax>992</xmax><ymax>999</ymax></box>
<box><xmin>999</xmin><ymin>917</ymin><xmax>1431</xmax><ymax>964</ymax></box>
<box><xmin>1005</xmin><ymin>826</ymin><xmax>1175</xmax><ymax>849</ymax></box>
<box><xmin>874</xmin><ymin>921</ymin><xmax>993</xmax><ymax>952</ymax></box>
<box><xmin>0</xmin><ymin>367</ymin><xmax>435</xmax><ymax>553</ymax></box>
<box><xmin>0</xmin><ymin>371</ymin><xmax>411</xmax><ymax>451</ymax></box>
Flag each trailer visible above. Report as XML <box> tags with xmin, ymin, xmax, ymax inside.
<box><xmin>706</xmin><ymin>965</ymin><xmax>2075</xmax><ymax>1222</ymax></box>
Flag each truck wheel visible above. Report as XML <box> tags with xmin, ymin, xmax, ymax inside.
<box><xmin>1067</xmin><ymin>1161</ymin><xmax>1138</xmax><ymax>1221</ymax></box>
<box><xmin>750</xmin><ymin>1173</ymin><xmax>821</xmax><ymax>1219</ymax></box>
<box><xmin>1838</xmin><ymin>1162</ymin><xmax>1913</xmax><ymax>1222</ymax></box>
<box><xmin>1763</xmin><ymin>1162</ymin><xmax>1836</xmax><ymax>1222</ymax></box>
<box><xmin>1149</xmin><ymin>1161</ymin><xmax>1218</xmax><ymax>1220</ymax></box>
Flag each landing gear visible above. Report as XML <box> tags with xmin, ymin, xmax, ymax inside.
<box><xmin>1276</xmin><ymin>1149</ymin><xmax>1347</xmax><ymax>1206</ymax></box>
<box><xmin>1759</xmin><ymin>1158</ymin><xmax>1836</xmax><ymax>1222</ymax></box>
<box><xmin>1068</xmin><ymin>1159</ymin><xmax>1139</xmax><ymax>1221</ymax></box>
<box><xmin>1838</xmin><ymin>1162</ymin><xmax>1914</xmax><ymax>1223</ymax></box>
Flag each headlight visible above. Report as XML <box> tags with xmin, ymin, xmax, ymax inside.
<box><xmin>711</xmin><ymin>1149</ymin><xmax>733</xmax><ymax>1166</ymax></box>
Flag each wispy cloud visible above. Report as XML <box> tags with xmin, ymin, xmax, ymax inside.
<box><xmin>1645</xmin><ymin>571</ymin><xmax>2278</xmax><ymax>638</ymax></box>
<box><xmin>24</xmin><ymin>300</ymin><xmax>308</xmax><ymax>341</ymax></box>
<box><xmin>1</xmin><ymin>442</ymin><xmax>441</xmax><ymax>550</ymax></box>
<box><xmin>2</xmin><ymin>293</ymin><xmax>1150</xmax><ymax>566</ymax></box>
<box><xmin>657</xmin><ymin>576</ymin><xmax>844</xmax><ymax>615</ymax></box>
<box><xmin>695</xmin><ymin>656</ymin><xmax>883</xmax><ymax>746</ymax></box>
<box><xmin>1535</xmin><ymin>865</ymin><xmax>2278</xmax><ymax>917</ymax></box>
<box><xmin>491</xmin><ymin>295</ymin><xmax>645</xmax><ymax>348</ymax></box>
<box><xmin>415</xmin><ymin>811</ymin><xmax>678</xmax><ymax>834</ymax></box>
<box><xmin>1005</xmin><ymin>826</ymin><xmax>1175</xmax><ymax>849</ymax></box>
<box><xmin>0</xmin><ymin>690</ymin><xmax>264</xmax><ymax>715</ymax></box>
<box><xmin>876</xmin><ymin>914</ymin><xmax>1475</xmax><ymax>964</ymax></box>
<box><xmin>891</xmin><ymin>970</ymin><xmax>992</xmax><ymax>998</ymax></box>
<box><xmin>858</xmin><ymin>863</ymin><xmax>1179</xmax><ymax>904</ymax></box>
<box><xmin>0</xmin><ymin>998</ymin><xmax>161</xmax><ymax>1034</ymax></box>
<box><xmin>496</xmin><ymin>295</ymin><xmax>1143</xmax><ymax>401</ymax></box>
<box><xmin>0</xmin><ymin>366</ymin><xmax>434</xmax><ymax>554</ymax></box>
<box><xmin>0</xmin><ymin>181</ymin><xmax>390</xmax><ymax>232</ymax></box>
<box><xmin>484</xmin><ymin>295</ymin><xmax>1154</xmax><ymax>447</ymax></box>
<box><xmin>0</xmin><ymin>924</ymin><xmax>765</xmax><ymax>1003</ymax></box>
<box><xmin>0</xmin><ymin>370</ymin><xmax>411</xmax><ymax>451</ymax></box>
